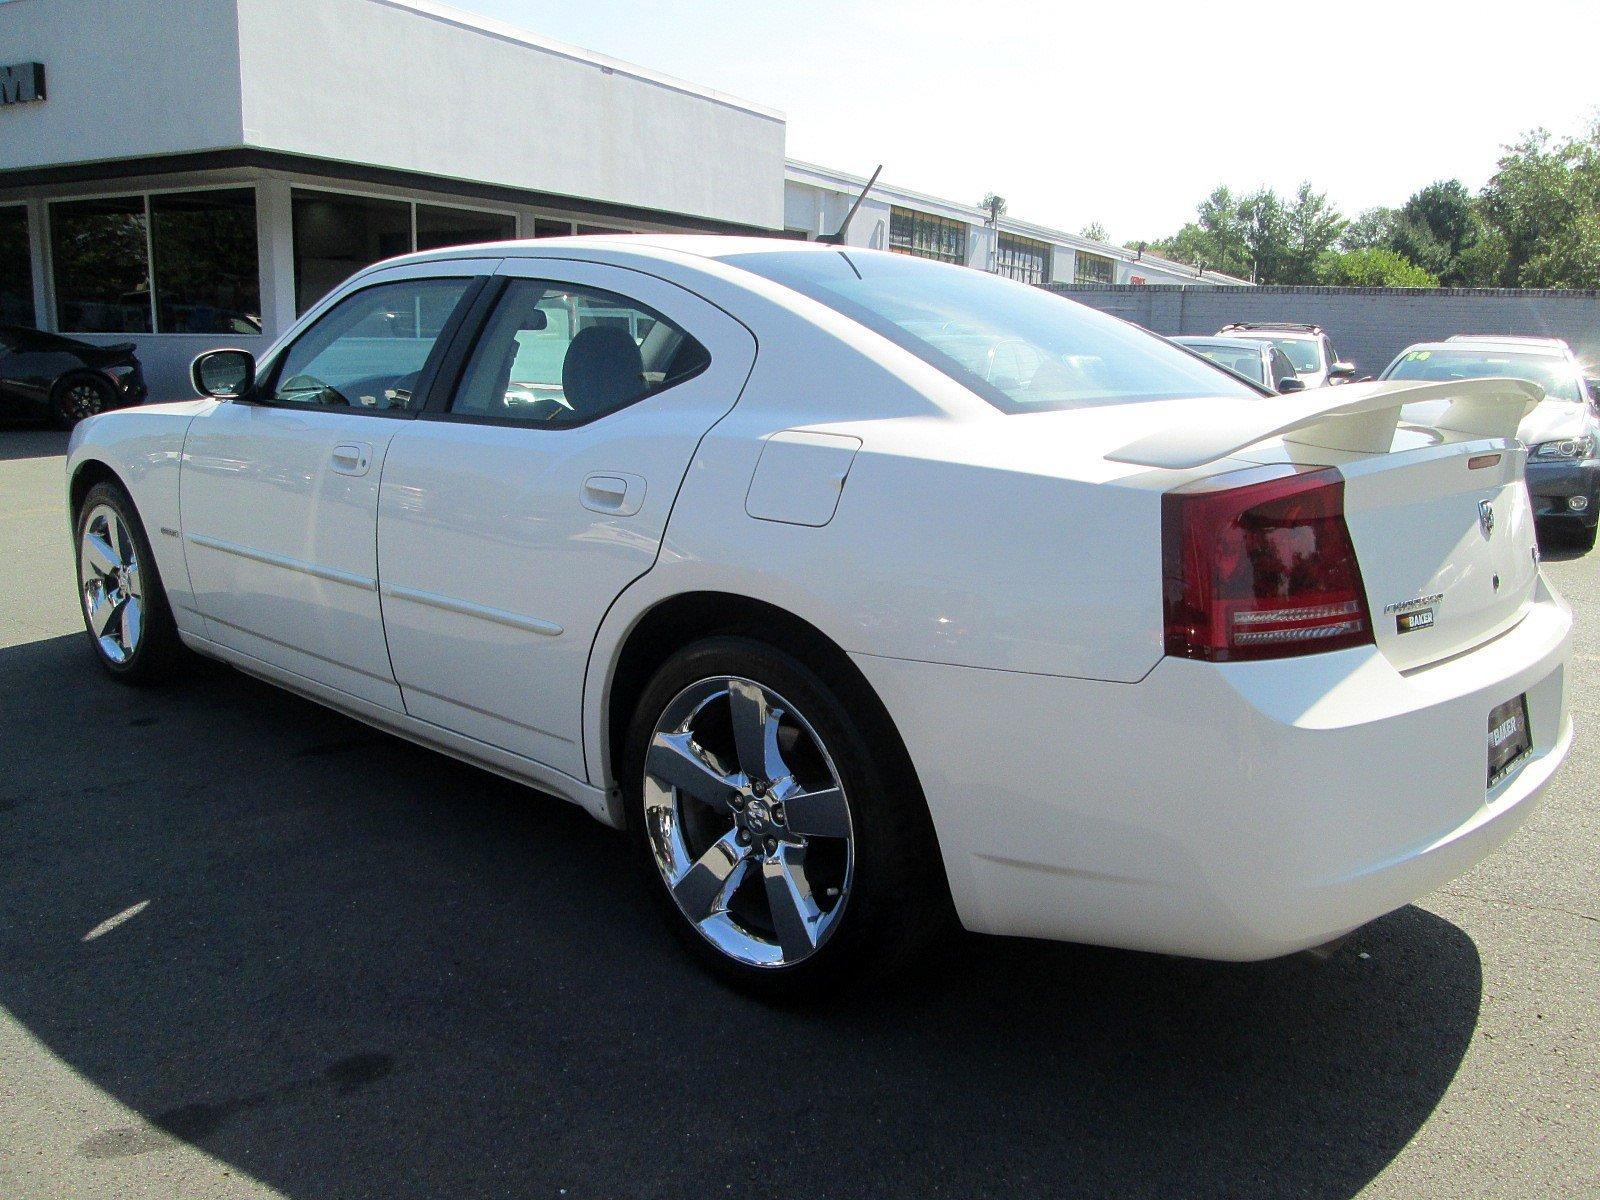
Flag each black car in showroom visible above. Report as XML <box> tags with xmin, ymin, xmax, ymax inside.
<box><xmin>0</xmin><ymin>325</ymin><xmax>147</xmax><ymax>427</ymax></box>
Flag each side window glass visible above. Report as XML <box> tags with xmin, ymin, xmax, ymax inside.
<box><xmin>1273</xmin><ymin>349</ymin><xmax>1296</xmax><ymax>381</ymax></box>
<box><xmin>269</xmin><ymin>277</ymin><xmax>471</xmax><ymax>410</ymax></box>
<box><xmin>450</xmin><ymin>279</ymin><xmax>709</xmax><ymax>426</ymax></box>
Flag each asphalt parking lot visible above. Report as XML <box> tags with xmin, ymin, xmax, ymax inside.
<box><xmin>0</xmin><ymin>426</ymin><xmax>1596</xmax><ymax>1200</ymax></box>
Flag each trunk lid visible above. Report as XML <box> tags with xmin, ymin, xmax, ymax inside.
<box><xmin>1110</xmin><ymin>377</ymin><xmax>1544</xmax><ymax>672</ymax></box>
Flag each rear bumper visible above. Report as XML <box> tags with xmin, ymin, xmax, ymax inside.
<box><xmin>853</xmin><ymin>579</ymin><xmax>1572</xmax><ymax>960</ymax></box>
<box><xmin>1527</xmin><ymin>458</ymin><xmax>1600</xmax><ymax>527</ymax></box>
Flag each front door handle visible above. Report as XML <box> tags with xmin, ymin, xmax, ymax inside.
<box><xmin>581</xmin><ymin>472</ymin><xmax>646</xmax><ymax>517</ymax></box>
<box><xmin>331</xmin><ymin>442</ymin><xmax>373</xmax><ymax>477</ymax></box>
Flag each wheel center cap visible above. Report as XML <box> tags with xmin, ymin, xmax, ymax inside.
<box><xmin>744</xmin><ymin>799</ymin><xmax>770</xmax><ymax>831</ymax></box>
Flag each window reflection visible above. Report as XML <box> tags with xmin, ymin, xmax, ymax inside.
<box><xmin>416</xmin><ymin>204</ymin><xmax>516</xmax><ymax>252</ymax></box>
<box><xmin>291</xmin><ymin>190</ymin><xmax>411</xmax><ymax>315</ymax></box>
<box><xmin>152</xmin><ymin>189</ymin><xmax>261</xmax><ymax>334</ymax></box>
<box><xmin>50</xmin><ymin>196</ymin><xmax>152</xmax><ymax>333</ymax></box>
<box><xmin>0</xmin><ymin>206</ymin><xmax>33</xmax><ymax>326</ymax></box>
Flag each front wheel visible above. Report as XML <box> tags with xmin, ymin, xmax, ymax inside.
<box><xmin>74</xmin><ymin>481</ymin><xmax>186</xmax><ymax>683</ymax></box>
<box><xmin>624</xmin><ymin>636</ymin><xmax>945</xmax><ymax>996</ymax></box>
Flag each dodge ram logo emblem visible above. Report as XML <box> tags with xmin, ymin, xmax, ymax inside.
<box><xmin>1478</xmin><ymin>500</ymin><xmax>1495</xmax><ymax>539</ymax></box>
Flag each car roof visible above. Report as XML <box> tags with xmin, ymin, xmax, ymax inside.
<box><xmin>1447</xmin><ymin>334</ymin><xmax>1572</xmax><ymax>351</ymax></box>
<box><xmin>1398</xmin><ymin>340</ymin><xmax>1566</xmax><ymax>361</ymax></box>
<box><xmin>1173</xmin><ymin>336</ymin><xmax>1268</xmax><ymax>351</ymax></box>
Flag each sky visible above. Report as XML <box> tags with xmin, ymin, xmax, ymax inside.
<box><xmin>456</xmin><ymin>0</ymin><xmax>1600</xmax><ymax>241</ymax></box>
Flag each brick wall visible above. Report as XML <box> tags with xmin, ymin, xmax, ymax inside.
<box><xmin>1041</xmin><ymin>284</ymin><xmax>1600</xmax><ymax>377</ymax></box>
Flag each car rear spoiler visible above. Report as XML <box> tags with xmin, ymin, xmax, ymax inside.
<box><xmin>1106</xmin><ymin>378</ymin><xmax>1544</xmax><ymax>470</ymax></box>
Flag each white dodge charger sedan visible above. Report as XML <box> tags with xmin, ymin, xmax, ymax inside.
<box><xmin>66</xmin><ymin>237</ymin><xmax>1573</xmax><ymax>993</ymax></box>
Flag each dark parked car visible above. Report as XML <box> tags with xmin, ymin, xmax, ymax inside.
<box><xmin>0</xmin><ymin>325</ymin><xmax>147</xmax><ymax>427</ymax></box>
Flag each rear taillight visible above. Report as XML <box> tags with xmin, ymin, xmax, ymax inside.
<box><xmin>1162</xmin><ymin>465</ymin><xmax>1373</xmax><ymax>662</ymax></box>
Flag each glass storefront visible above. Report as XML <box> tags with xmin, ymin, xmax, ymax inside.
<box><xmin>291</xmin><ymin>191</ymin><xmax>412</xmax><ymax>315</ymax></box>
<box><xmin>50</xmin><ymin>195</ymin><xmax>152</xmax><ymax>333</ymax></box>
<box><xmin>1074</xmin><ymin>251</ymin><xmax>1115</xmax><ymax>285</ymax></box>
<box><xmin>151</xmin><ymin>189</ymin><xmax>261</xmax><ymax>334</ymax></box>
<box><xmin>416</xmin><ymin>203</ymin><xmax>516</xmax><ymax>252</ymax></box>
<box><xmin>888</xmin><ymin>206</ymin><xmax>968</xmax><ymax>265</ymax></box>
<box><xmin>0</xmin><ymin>206</ymin><xmax>33</xmax><ymax>326</ymax></box>
<box><xmin>996</xmin><ymin>233</ymin><xmax>1051</xmax><ymax>285</ymax></box>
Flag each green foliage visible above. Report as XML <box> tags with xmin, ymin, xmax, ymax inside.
<box><xmin>1148</xmin><ymin>115</ymin><xmax>1600</xmax><ymax>288</ymax></box>
<box><xmin>1079</xmin><ymin>221</ymin><xmax>1107</xmax><ymax>242</ymax></box>
<box><xmin>1315</xmin><ymin>247</ymin><xmax>1439</xmax><ymax>288</ymax></box>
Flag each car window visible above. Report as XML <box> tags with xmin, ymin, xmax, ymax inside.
<box><xmin>268</xmin><ymin>278</ymin><xmax>472</xmax><ymax>410</ymax></box>
<box><xmin>448</xmin><ymin>279</ymin><xmax>709</xmax><ymax>426</ymax></box>
<box><xmin>1188</xmin><ymin>345</ymin><xmax>1266</xmax><ymax>383</ymax></box>
<box><xmin>1383</xmin><ymin>346</ymin><xmax>1584</xmax><ymax>402</ymax></box>
<box><xmin>1239</xmin><ymin>337</ymin><xmax>1321</xmax><ymax>373</ymax></box>
<box><xmin>727</xmin><ymin>250</ymin><xmax>1254</xmax><ymax>412</ymax></box>
<box><xmin>1271</xmin><ymin>348</ymin><xmax>1298</xmax><ymax>383</ymax></box>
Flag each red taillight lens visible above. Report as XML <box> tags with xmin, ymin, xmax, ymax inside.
<box><xmin>1162</xmin><ymin>466</ymin><xmax>1374</xmax><ymax>662</ymax></box>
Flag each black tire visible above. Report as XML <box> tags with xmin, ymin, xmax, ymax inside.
<box><xmin>73</xmin><ymin>480</ymin><xmax>187</xmax><ymax>684</ymax></box>
<box><xmin>52</xmin><ymin>373</ymin><xmax>115</xmax><ymax>429</ymax></box>
<box><xmin>623</xmin><ymin>634</ymin><xmax>948</xmax><ymax>999</ymax></box>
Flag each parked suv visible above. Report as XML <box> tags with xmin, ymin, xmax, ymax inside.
<box><xmin>1217</xmin><ymin>322</ymin><xmax>1357</xmax><ymax>388</ymax></box>
<box><xmin>1381</xmin><ymin>337</ymin><xmax>1600</xmax><ymax>551</ymax></box>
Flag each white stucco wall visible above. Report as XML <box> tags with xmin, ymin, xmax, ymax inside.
<box><xmin>0</xmin><ymin>0</ymin><xmax>246</xmax><ymax>168</ymax></box>
<box><xmin>0</xmin><ymin>0</ymin><xmax>785</xmax><ymax>229</ymax></box>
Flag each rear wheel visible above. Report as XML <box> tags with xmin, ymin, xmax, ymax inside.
<box><xmin>625</xmin><ymin>635</ymin><xmax>945</xmax><ymax>997</ymax></box>
<box><xmin>53</xmin><ymin>373</ymin><xmax>114</xmax><ymax>428</ymax></box>
<box><xmin>74</xmin><ymin>481</ymin><xmax>185</xmax><ymax>683</ymax></box>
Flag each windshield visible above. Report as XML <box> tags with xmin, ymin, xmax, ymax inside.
<box><xmin>1383</xmin><ymin>346</ymin><xmax>1583</xmax><ymax>402</ymax></box>
<box><xmin>1232</xmin><ymin>335</ymin><xmax>1322</xmax><ymax>373</ymax></box>
<box><xmin>1177</xmin><ymin>341</ymin><xmax>1267</xmax><ymax>384</ymax></box>
<box><xmin>724</xmin><ymin>250</ymin><xmax>1256</xmax><ymax>412</ymax></box>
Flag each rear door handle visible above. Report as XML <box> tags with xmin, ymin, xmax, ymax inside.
<box><xmin>581</xmin><ymin>472</ymin><xmax>646</xmax><ymax>517</ymax></box>
<box><xmin>331</xmin><ymin>442</ymin><xmax>373</xmax><ymax>477</ymax></box>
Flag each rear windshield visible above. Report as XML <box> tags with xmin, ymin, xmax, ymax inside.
<box><xmin>724</xmin><ymin>249</ymin><xmax>1255</xmax><ymax>412</ymax></box>
<box><xmin>1383</xmin><ymin>346</ymin><xmax>1583</xmax><ymax>403</ymax></box>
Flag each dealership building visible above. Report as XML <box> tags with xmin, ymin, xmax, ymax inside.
<box><xmin>0</xmin><ymin>0</ymin><xmax>1244</xmax><ymax>399</ymax></box>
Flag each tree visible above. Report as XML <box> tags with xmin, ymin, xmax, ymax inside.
<box><xmin>1479</xmin><ymin>124</ymin><xmax>1600</xmax><ymax>287</ymax></box>
<box><xmin>1280</xmin><ymin>182</ymin><xmax>1346</xmax><ymax>282</ymax></box>
<box><xmin>1401</xmin><ymin>180</ymin><xmax>1477</xmax><ymax>263</ymax></box>
<box><xmin>1315</xmin><ymin>247</ymin><xmax>1438</xmax><ymax>287</ymax></box>
<box><xmin>1080</xmin><ymin>221</ymin><xmax>1107</xmax><ymax>242</ymax></box>
<box><xmin>1341</xmin><ymin>207</ymin><xmax>1399</xmax><ymax>251</ymax></box>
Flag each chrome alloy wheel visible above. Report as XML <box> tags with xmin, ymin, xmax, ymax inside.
<box><xmin>643</xmin><ymin>676</ymin><xmax>855</xmax><ymax>968</ymax></box>
<box><xmin>79</xmin><ymin>504</ymin><xmax>144</xmax><ymax>665</ymax></box>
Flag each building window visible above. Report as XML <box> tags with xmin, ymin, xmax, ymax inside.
<box><xmin>291</xmin><ymin>191</ymin><xmax>411</xmax><ymax>314</ymax></box>
<box><xmin>50</xmin><ymin>196</ymin><xmax>152</xmax><ymax>333</ymax></box>
<box><xmin>888</xmin><ymin>206</ymin><xmax>968</xmax><ymax>264</ymax></box>
<box><xmin>151</xmin><ymin>189</ymin><xmax>261</xmax><ymax>334</ymax></box>
<box><xmin>292</xmin><ymin>190</ymin><xmax>520</xmax><ymax>313</ymax></box>
<box><xmin>533</xmin><ymin>218</ymin><xmax>573</xmax><ymax>238</ymax></box>
<box><xmin>1074</xmin><ymin>251</ymin><xmax>1115</xmax><ymax>285</ymax></box>
<box><xmin>416</xmin><ymin>204</ymin><xmax>516</xmax><ymax>253</ymax></box>
<box><xmin>996</xmin><ymin>233</ymin><xmax>1051</xmax><ymax>285</ymax></box>
<box><xmin>0</xmin><ymin>206</ymin><xmax>34</xmax><ymax>326</ymax></box>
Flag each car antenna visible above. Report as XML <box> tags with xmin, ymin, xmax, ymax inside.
<box><xmin>816</xmin><ymin>164</ymin><xmax>883</xmax><ymax>245</ymax></box>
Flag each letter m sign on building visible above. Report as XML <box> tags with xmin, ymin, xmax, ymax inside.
<box><xmin>0</xmin><ymin>63</ymin><xmax>46</xmax><ymax>106</ymax></box>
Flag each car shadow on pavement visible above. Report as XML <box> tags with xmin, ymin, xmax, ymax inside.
<box><xmin>0</xmin><ymin>631</ymin><xmax>1483</xmax><ymax>1200</ymax></box>
<box><xmin>0</xmin><ymin>426</ymin><xmax>71</xmax><ymax>461</ymax></box>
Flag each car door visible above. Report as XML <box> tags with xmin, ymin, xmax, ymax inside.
<box><xmin>377</xmin><ymin>259</ymin><xmax>757</xmax><ymax>777</ymax></box>
<box><xmin>180</xmin><ymin>262</ymin><xmax>489</xmax><ymax>709</ymax></box>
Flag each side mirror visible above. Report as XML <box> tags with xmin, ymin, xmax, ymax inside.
<box><xmin>1329</xmin><ymin>361</ymin><xmax>1357</xmax><ymax>380</ymax></box>
<box><xmin>1277</xmin><ymin>377</ymin><xmax>1308</xmax><ymax>394</ymax></box>
<box><xmin>192</xmin><ymin>349</ymin><xmax>256</xmax><ymax>399</ymax></box>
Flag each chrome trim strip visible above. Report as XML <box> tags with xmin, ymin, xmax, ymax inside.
<box><xmin>381</xmin><ymin>583</ymin><xmax>563</xmax><ymax>637</ymax></box>
<box><xmin>185</xmin><ymin>533</ymin><xmax>377</xmax><ymax>591</ymax></box>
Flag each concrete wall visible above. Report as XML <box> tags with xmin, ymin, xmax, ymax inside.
<box><xmin>1043</xmin><ymin>284</ymin><xmax>1600</xmax><ymax>376</ymax></box>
